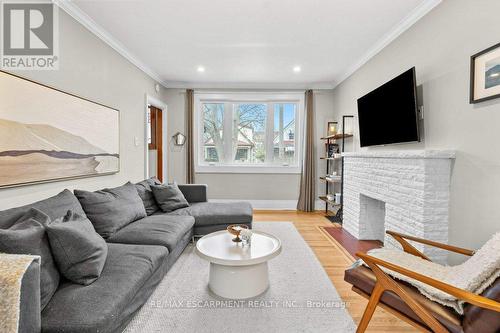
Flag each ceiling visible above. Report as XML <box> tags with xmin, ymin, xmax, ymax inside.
<box><xmin>66</xmin><ymin>0</ymin><xmax>440</xmax><ymax>88</ymax></box>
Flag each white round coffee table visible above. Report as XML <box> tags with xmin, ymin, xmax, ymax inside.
<box><xmin>196</xmin><ymin>230</ymin><xmax>282</xmax><ymax>299</ymax></box>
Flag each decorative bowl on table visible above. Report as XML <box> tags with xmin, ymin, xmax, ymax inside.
<box><xmin>226</xmin><ymin>224</ymin><xmax>249</xmax><ymax>242</ymax></box>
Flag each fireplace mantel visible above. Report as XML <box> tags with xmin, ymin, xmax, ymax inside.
<box><xmin>342</xmin><ymin>150</ymin><xmax>455</xmax><ymax>262</ymax></box>
<box><xmin>342</xmin><ymin>150</ymin><xmax>456</xmax><ymax>159</ymax></box>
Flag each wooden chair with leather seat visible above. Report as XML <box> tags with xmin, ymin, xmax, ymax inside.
<box><xmin>344</xmin><ymin>230</ymin><xmax>500</xmax><ymax>333</ymax></box>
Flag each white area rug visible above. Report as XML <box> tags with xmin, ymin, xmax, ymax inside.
<box><xmin>124</xmin><ymin>222</ymin><xmax>356</xmax><ymax>333</ymax></box>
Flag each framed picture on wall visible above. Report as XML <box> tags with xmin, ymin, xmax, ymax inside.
<box><xmin>0</xmin><ymin>71</ymin><xmax>120</xmax><ymax>188</ymax></box>
<box><xmin>326</xmin><ymin>121</ymin><xmax>338</xmax><ymax>136</ymax></box>
<box><xmin>470</xmin><ymin>42</ymin><xmax>500</xmax><ymax>103</ymax></box>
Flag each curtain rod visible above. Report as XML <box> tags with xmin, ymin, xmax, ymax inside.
<box><xmin>193</xmin><ymin>90</ymin><xmax>306</xmax><ymax>93</ymax></box>
<box><xmin>176</xmin><ymin>89</ymin><xmax>331</xmax><ymax>95</ymax></box>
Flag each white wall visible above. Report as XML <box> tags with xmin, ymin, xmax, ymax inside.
<box><xmin>0</xmin><ymin>10</ymin><xmax>165</xmax><ymax>209</ymax></box>
<box><xmin>330</xmin><ymin>0</ymin><xmax>500</xmax><ymax>260</ymax></box>
<box><xmin>314</xmin><ymin>90</ymin><xmax>339</xmax><ymax>206</ymax></box>
<box><xmin>148</xmin><ymin>150</ymin><xmax>157</xmax><ymax>178</ymax></box>
<box><xmin>162</xmin><ymin>89</ymin><xmax>335</xmax><ymax>206</ymax></box>
<box><xmin>162</xmin><ymin>89</ymin><xmax>188</xmax><ymax>184</ymax></box>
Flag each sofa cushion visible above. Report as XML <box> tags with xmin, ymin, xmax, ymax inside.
<box><xmin>167</xmin><ymin>201</ymin><xmax>253</xmax><ymax>227</ymax></box>
<box><xmin>463</xmin><ymin>277</ymin><xmax>500</xmax><ymax>333</ymax></box>
<box><xmin>178</xmin><ymin>184</ymin><xmax>207</xmax><ymax>203</ymax></box>
<box><xmin>0</xmin><ymin>208</ymin><xmax>60</xmax><ymax>311</ymax></box>
<box><xmin>344</xmin><ymin>264</ymin><xmax>462</xmax><ymax>333</ymax></box>
<box><xmin>74</xmin><ymin>182</ymin><xmax>147</xmax><ymax>239</ymax></box>
<box><xmin>107</xmin><ymin>215</ymin><xmax>194</xmax><ymax>252</ymax></box>
<box><xmin>152</xmin><ymin>183</ymin><xmax>190</xmax><ymax>212</ymax></box>
<box><xmin>41</xmin><ymin>243</ymin><xmax>168</xmax><ymax>333</ymax></box>
<box><xmin>46</xmin><ymin>211</ymin><xmax>108</xmax><ymax>285</ymax></box>
<box><xmin>0</xmin><ymin>189</ymin><xmax>85</xmax><ymax>229</ymax></box>
<box><xmin>135</xmin><ymin>177</ymin><xmax>162</xmax><ymax>215</ymax></box>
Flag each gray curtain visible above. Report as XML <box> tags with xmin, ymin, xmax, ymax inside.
<box><xmin>186</xmin><ymin>89</ymin><xmax>195</xmax><ymax>184</ymax></box>
<box><xmin>297</xmin><ymin>90</ymin><xmax>315</xmax><ymax>211</ymax></box>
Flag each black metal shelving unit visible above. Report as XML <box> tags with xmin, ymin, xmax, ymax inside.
<box><xmin>319</xmin><ymin>115</ymin><xmax>353</xmax><ymax>223</ymax></box>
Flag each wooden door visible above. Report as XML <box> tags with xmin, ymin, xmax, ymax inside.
<box><xmin>148</xmin><ymin>105</ymin><xmax>163</xmax><ymax>182</ymax></box>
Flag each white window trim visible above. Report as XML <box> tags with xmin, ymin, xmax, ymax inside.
<box><xmin>194</xmin><ymin>92</ymin><xmax>305</xmax><ymax>174</ymax></box>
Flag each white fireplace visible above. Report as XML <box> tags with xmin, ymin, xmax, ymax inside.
<box><xmin>342</xmin><ymin>150</ymin><xmax>455</xmax><ymax>262</ymax></box>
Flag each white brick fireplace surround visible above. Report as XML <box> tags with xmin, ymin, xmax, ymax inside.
<box><xmin>342</xmin><ymin>150</ymin><xmax>455</xmax><ymax>262</ymax></box>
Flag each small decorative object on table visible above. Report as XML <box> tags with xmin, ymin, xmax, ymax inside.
<box><xmin>226</xmin><ymin>224</ymin><xmax>249</xmax><ymax>242</ymax></box>
<box><xmin>240</xmin><ymin>229</ymin><xmax>253</xmax><ymax>246</ymax></box>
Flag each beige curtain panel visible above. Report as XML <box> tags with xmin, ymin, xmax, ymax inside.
<box><xmin>297</xmin><ymin>90</ymin><xmax>315</xmax><ymax>212</ymax></box>
<box><xmin>186</xmin><ymin>89</ymin><xmax>195</xmax><ymax>184</ymax></box>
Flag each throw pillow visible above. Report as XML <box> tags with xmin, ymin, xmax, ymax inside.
<box><xmin>74</xmin><ymin>182</ymin><xmax>147</xmax><ymax>238</ymax></box>
<box><xmin>151</xmin><ymin>183</ymin><xmax>190</xmax><ymax>213</ymax></box>
<box><xmin>0</xmin><ymin>208</ymin><xmax>60</xmax><ymax>310</ymax></box>
<box><xmin>46</xmin><ymin>210</ymin><xmax>108</xmax><ymax>285</ymax></box>
<box><xmin>0</xmin><ymin>189</ymin><xmax>86</xmax><ymax>229</ymax></box>
<box><xmin>135</xmin><ymin>177</ymin><xmax>162</xmax><ymax>215</ymax></box>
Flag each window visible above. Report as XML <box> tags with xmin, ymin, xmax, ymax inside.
<box><xmin>202</xmin><ymin>103</ymin><xmax>224</xmax><ymax>162</ymax></box>
<box><xmin>195</xmin><ymin>93</ymin><xmax>304</xmax><ymax>173</ymax></box>
<box><xmin>233</xmin><ymin>103</ymin><xmax>266</xmax><ymax>164</ymax></box>
<box><xmin>273</xmin><ymin>103</ymin><xmax>296</xmax><ymax>165</ymax></box>
<box><xmin>204</xmin><ymin>147</ymin><xmax>219</xmax><ymax>162</ymax></box>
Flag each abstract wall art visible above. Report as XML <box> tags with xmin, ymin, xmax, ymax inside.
<box><xmin>0</xmin><ymin>71</ymin><xmax>119</xmax><ymax>188</ymax></box>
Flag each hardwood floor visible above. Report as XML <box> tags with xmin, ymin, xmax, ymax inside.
<box><xmin>254</xmin><ymin>210</ymin><xmax>419</xmax><ymax>333</ymax></box>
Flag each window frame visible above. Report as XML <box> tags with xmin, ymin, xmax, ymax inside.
<box><xmin>194</xmin><ymin>92</ymin><xmax>305</xmax><ymax>174</ymax></box>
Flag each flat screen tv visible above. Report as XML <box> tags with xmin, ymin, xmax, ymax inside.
<box><xmin>357</xmin><ymin>67</ymin><xmax>420</xmax><ymax>147</ymax></box>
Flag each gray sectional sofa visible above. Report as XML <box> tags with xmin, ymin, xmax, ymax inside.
<box><xmin>0</xmin><ymin>182</ymin><xmax>252</xmax><ymax>333</ymax></box>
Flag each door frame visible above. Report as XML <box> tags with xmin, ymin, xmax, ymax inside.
<box><xmin>144</xmin><ymin>94</ymin><xmax>167</xmax><ymax>181</ymax></box>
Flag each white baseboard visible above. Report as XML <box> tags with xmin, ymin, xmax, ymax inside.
<box><xmin>209</xmin><ymin>199</ymin><xmax>325</xmax><ymax>210</ymax></box>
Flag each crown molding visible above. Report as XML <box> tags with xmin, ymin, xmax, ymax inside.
<box><xmin>55</xmin><ymin>0</ymin><xmax>168</xmax><ymax>88</ymax></box>
<box><xmin>332</xmin><ymin>0</ymin><xmax>442</xmax><ymax>88</ymax></box>
<box><xmin>163</xmin><ymin>80</ymin><xmax>335</xmax><ymax>90</ymax></box>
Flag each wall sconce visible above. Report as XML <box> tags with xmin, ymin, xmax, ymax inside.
<box><xmin>172</xmin><ymin>132</ymin><xmax>186</xmax><ymax>146</ymax></box>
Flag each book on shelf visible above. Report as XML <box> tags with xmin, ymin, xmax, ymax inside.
<box><xmin>326</xmin><ymin>143</ymin><xmax>339</xmax><ymax>158</ymax></box>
